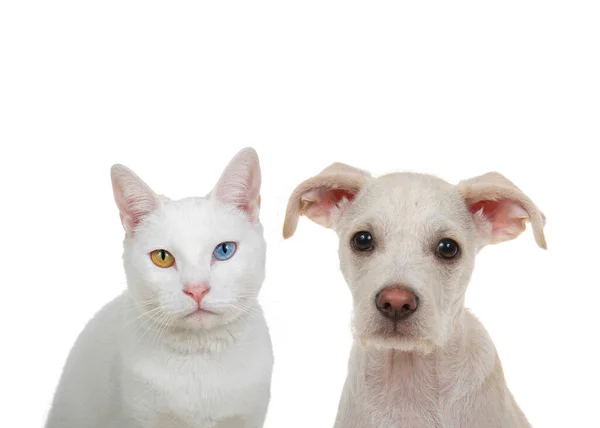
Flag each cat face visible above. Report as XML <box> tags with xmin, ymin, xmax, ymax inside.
<box><xmin>111</xmin><ymin>148</ymin><xmax>265</xmax><ymax>330</ymax></box>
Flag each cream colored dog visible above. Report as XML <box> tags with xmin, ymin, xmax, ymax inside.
<box><xmin>283</xmin><ymin>163</ymin><xmax>546</xmax><ymax>428</ymax></box>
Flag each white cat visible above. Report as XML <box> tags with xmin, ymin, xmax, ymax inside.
<box><xmin>45</xmin><ymin>148</ymin><xmax>273</xmax><ymax>428</ymax></box>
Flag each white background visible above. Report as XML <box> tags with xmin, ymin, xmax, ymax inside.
<box><xmin>1</xmin><ymin>1</ymin><xmax>599</xmax><ymax>427</ymax></box>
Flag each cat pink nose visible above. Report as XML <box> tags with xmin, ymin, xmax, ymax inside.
<box><xmin>184</xmin><ymin>284</ymin><xmax>210</xmax><ymax>305</ymax></box>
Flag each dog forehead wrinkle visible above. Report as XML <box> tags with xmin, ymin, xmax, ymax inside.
<box><xmin>352</xmin><ymin>173</ymin><xmax>464</xmax><ymax>219</ymax></box>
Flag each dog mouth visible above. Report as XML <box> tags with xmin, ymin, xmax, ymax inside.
<box><xmin>356</xmin><ymin>313</ymin><xmax>423</xmax><ymax>341</ymax></box>
<box><xmin>392</xmin><ymin>320</ymin><xmax>414</xmax><ymax>336</ymax></box>
<box><xmin>380</xmin><ymin>318</ymin><xmax>417</xmax><ymax>338</ymax></box>
<box><xmin>355</xmin><ymin>319</ymin><xmax>435</xmax><ymax>352</ymax></box>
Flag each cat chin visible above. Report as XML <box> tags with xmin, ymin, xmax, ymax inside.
<box><xmin>176</xmin><ymin>315</ymin><xmax>222</xmax><ymax>330</ymax></box>
<box><xmin>181</xmin><ymin>310</ymin><xmax>221</xmax><ymax>327</ymax></box>
<box><xmin>173</xmin><ymin>309</ymin><xmax>242</xmax><ymax>331</ymax></box>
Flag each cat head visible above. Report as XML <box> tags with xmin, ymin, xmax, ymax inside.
<box><xmin>111</xmin><ymin>147</ymin><xmax>265</xmax><ymax>331</ymax></box>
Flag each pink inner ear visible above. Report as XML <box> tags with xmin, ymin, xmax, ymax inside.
<box><xmin>321</xmin><ymin>189</ymin><xmax>356</xmax><ymax>209</ymax></box>
<box><xmin>469</xmin><ymin>200</ymin><xmax>500</xmax><ymax>216</ymax></box>
<box><xmin>213</xmin><ymin>149</ymin><xmax>261</xmax><ymax>222</ymax></box>
<box><xmin>470</xmin><ymin>198</ymin><xmax>529</xmax><ymax>241</ymax></box>
<box><xmin>331</xmin><ymin>189</ymin><xmax>356</xmax><ymax>202</ymax></box>
<box><xmin>303</xmin><ymin>188</ymin><xmax>356</xmax><ymax>222</ymax></box>
<box><xmin>115</xmin><ymin>186</ymin><xmax>155</xmax><ymax>231</ymax></box>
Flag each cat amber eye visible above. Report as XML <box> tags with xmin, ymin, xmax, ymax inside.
<box><xmin>150</xmin><ymin>249</ymin><xmax>175</xmax><ymax>268</ymax></box>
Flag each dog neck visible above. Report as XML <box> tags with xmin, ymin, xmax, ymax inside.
<box><xmin>363</xmin><ymin>310</ymin><xmax>497</xmax><ymax>397</ymax></box>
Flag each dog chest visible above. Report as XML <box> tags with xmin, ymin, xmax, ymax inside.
<box><xmin>345</xmin><ymin>348</ymin><xmax>446</xmax><ymax>428</ymax></box>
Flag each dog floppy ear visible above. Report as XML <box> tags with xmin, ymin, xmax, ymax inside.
<box><xmin>458</xmin><ymin>172</ymin><xmax>547</xmax><ymax>249</ymax></box>
<box><xmin>283</xmin><ymin>163</ymin><xmax>371</xmax><ymax>239</ymax></box>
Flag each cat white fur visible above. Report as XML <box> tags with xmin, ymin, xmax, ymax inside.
<box><xmin>46</xmin><ymin>148</ymin><xmax>273</xmax><ymax>428</ymax></box>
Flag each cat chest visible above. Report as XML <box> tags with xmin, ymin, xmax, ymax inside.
<box><xmin>123</xmin><ymin>351</ymin><xmax>270</xmax><ymax>422</ymax></box>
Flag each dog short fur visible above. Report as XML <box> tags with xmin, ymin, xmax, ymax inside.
<box><xmin>283</xmin><ymin>163</ymin><xmax>545</xmax><ymax>428</ymax></box>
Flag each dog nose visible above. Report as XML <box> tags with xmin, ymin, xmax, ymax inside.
<box><xmin>375</xmin><ymin>287</ymin><xmax>419</xmax><ymax>321</ymax></box>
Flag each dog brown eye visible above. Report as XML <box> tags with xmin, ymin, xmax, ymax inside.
<box><xmin>436</xmin><ymin>239</ymin><xmax>459</xmax><ymax>259</ymax></box>
<box><xmin>352</xmin><ymin>231</ymin><xmax>374</xmax><ymax>251</ymax></box>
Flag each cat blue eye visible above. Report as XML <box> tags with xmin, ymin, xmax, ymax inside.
<box><xmin>213</xmin><ymin>242</ymin><xmax>237</xmax><ymax>261</ymax></box>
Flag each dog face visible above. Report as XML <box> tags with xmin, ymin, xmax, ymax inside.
<box><xmin>284</xmin><ymin>164</ymin><xmax>546</xmax><ymax>353</ymax></box>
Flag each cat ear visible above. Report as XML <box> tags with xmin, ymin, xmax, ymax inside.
<box><xmin>211</xmin><ymin>147</ymin><xmax>261</xmax><ymax>222</ymax></box>
<box><xmin>110</xmin><ymin>164</ymin><xmax>159</xmax><ymax>236</ymax></box>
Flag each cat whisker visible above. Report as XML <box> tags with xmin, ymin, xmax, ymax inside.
<box><xmin>230</xmin><ymin>302</ymin><xmax>263</xmax><ymax>319</ymax></box>
<box><xmin>120</xmin><ymin>303</ymin><xmax>161</xmax><ymax>317</ymax></box>
<box><xmin>132</xmin><ymin>311</ymin><xmax>167</xmax><ymax>351</ymax></box>
<box><xmin>150</xmin><ymin>313</ymin><xmax>167</xmax><ymax>348</ymax></box>
<box><xmin>120</xmin><ymin>299</ymin><xmax>161</xmax><ymax>314</ymax></box>
<box><xmin>118</xmin><ymin>306</ymin><xmax>163</xmax><ymax>332</ymax></box>
<box><xmin>130</xmin><ymin>311</ymin><xmax>165</xmax><ymax>350</ymax></box>
<box><xmin>153</xmin><ymin>313</ymin><xmax>176</xmax><ymax>348</ymax></box>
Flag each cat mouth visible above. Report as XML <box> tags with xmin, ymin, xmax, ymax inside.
<box><xmin>184</xmin><ymin>308</ymin><xmax>219</xmax><ymax>318</ymax></box>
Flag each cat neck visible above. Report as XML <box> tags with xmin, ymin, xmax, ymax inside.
<box><xmin>159</xmin><ymin>317</ymin><xmax>252</xmax><ymax>355</ymax></box>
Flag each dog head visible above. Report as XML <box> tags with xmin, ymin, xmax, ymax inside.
<box><xmin>284</xmin><ymin>163</ymin><xmax>546</xmax><ymax>353</ymax></box>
